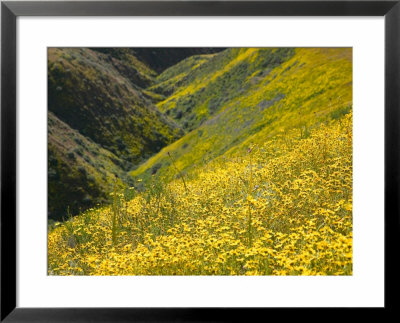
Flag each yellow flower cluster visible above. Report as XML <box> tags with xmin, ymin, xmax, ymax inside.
<box><xmin>48</xmin><ymin>112</ymin><xmax>352</xmax><ymax>275</ymax></box>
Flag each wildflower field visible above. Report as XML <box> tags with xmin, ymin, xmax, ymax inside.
<box><xmin>48</xmin><ymin>47</ymin><xmax>352</xmax><ymax>275</ymax></box>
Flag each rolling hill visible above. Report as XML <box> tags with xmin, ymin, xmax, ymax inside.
<box><xmin>48</xmin><ymin>47</ymin><xmax>224</xmax><ymax>220</ymax></box>
<box><xmin>131</xmin><ymin>48</ymin><xmax>352</xmax><ymax>182</ymax></box>
<box><xmin>48</xmin><ymin>48</ymin><xmax>181</xmax><ymax>220</ymax></box>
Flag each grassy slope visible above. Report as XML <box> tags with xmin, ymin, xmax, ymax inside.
<box><xmin>48</xmin><ymin>48</ymin><xmax>183</xmax><ymax>164</ymax></box>
<box><xmin>48</xmin><ymin>112</ymin><xmax>132</xmax><ymax>220</ymax></box>
<box><xmin>132</xmin><ymin>48</ymin><xmax>352</xmax><ymax>181</ymax></box>
<box><xmin>48</xmin><ymin>111</ymin><xmax>353</xmax><ymax>276</ymax></box>
<box><xmin>155</xmin><ymin>48</ymin><xmax>295</xmax><ymax>130</ymax></box>
<box><xmin>147</xmin><ymin>53</ymin><xmax>217</xmax><ymax>100</ymax></box>
<box><xmin>48</xmin><ymin>48</ymin><xmax>184</xmax><ymax>220</ymax></box>
<box><xmin>87</xmin><ymin>48</ymin><xmax>158</xmax><ymax>88</ymax></box>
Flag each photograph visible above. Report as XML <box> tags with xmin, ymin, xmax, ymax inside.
<box><xmin>47</xmin><ymin>47</ymin><xmax>353</xmax><ymax>276</ymax></box>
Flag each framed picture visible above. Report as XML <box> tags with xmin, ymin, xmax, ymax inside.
<box><xmin>1</xmin><ymin>0</ymin><xmax>398</xmax><ymax>320</ymax></box>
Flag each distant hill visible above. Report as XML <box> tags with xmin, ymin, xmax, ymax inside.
<box><xmin>90</xmin><ymin>48</ymin><xmax>225</xmax><ymax>74</ymax></box>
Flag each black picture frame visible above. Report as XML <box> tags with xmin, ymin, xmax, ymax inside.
<box><xmin>1</xmin><ymin>0</ymin><xmax>399</xmax><ymax>321</ymax></box>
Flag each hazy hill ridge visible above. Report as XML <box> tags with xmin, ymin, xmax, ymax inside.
<box><xmin>90</xmin><ymin>48</ymin><xmax>225</xmax><ymax>74</ymax></box>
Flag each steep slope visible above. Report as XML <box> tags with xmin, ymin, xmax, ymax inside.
<box><xmin>132</xmin><ymin>48</ymin><xmax>352</xmax><ymax>180</ymax></box>
<box><xmin>153</xmin><ymin>48</ymin><xmax>295</xmax><ymax>130</ymax></box>
<box><xmin>147</xmin><ymin>53</ymin><xmax>218</xmax><ymax>101</ymax></box>
<box><xmin>158</xmin><ymin>48</ymin><xmax>294</xmax><ymax>130</ymax></box>
<box><xmin>48</xmin><ymin>112</ymin><xmax>132</xmax><ymax>220</ymax></box>
<box><xmin>48</xmin><ymin>48</ymin><xmax>184</xmax><ymax>220</ymax></box>
<box><xmin>87</xmin><ymin>48</ymin><xmax>157</xmax><ymax>88</ymax></box>
<box><xmin>48</xmin><ymin>48</ymin><xmax>183</xmax><ymax>164</ymax></box>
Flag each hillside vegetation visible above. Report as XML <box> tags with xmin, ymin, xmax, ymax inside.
<box><xmin>48</xmin><ymin>48</ymin><xmax>352</xmax><ymax>275</ymax></box>
<box><xmin>48</xmin><ymin>48</ymin><xmax>223</xmax><ymax>220</ymax></box>
<box><xmin>48</xmin><ymin>48</ymin><xmax>182</xmax><ymax>164</ymax></box>
<box><xmin>48</xmin><ymin>48</ymin><xmax>182</xmax><ymax>219</ymax></box>
<box><xmin>132</xmin><ymin>48</ymin><xmax>352</xmax><ymax>181</ymax></box>
<box><xmin>48</xmin><ymin>112</ymin><xmax>132</xmax><ymax>219</ymax></box>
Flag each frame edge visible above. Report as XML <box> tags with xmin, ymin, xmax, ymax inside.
<box><xmin>384</xmin><ymin>0</ymin><xmax>400</xmax><ymax>312</ymax></box>
<box><xmin>1</xmin><ymin>1</ymin><xmax>17</xmax><ymax>322</ymax></box>
<box><xmin>1</xmin><ymin>0</ymin><xmax>399</xmax><ymax>321</ymax></box>
<box><xmin>2</xmin><ymin>1</ymin><xmax>399</xmax><ymax>17</ymax></box>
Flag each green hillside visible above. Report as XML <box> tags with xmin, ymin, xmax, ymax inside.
<box><xmin>48</xmin><ymin>48</ymin><xmax>185</xmax><ymax>220</ymax></box>
<box><xmin>147</xmin><ymin>53</ymin><xmax>218</xmax><ymax>100</ymax></box>
<box><xmin>48</xmin><ymin>112</ymin><xmax>132</xmax><ymax>220</ymax></box>
<box><xmin>154</xmin><ymin>48</ymin><xmax>295</xmax><ymax>130</ymax></box>
<box><xmin>48</xmin><ymin>48</ymin><xmax>183</xmax><ymax>164</ymax></box>
<box><xmin>132</xmin><ymin>48</ymin><xmax>352</xmax><ymax>182</ymax></box>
